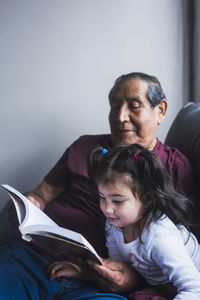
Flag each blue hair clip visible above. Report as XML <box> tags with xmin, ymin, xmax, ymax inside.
<box><xmin>102</xmin><ymin>148</ymin><xmax>108</xmax><ymax>155</ymax></box>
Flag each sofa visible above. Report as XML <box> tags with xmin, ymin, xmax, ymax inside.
<box><xmin>165</xmin><ymin>101</ymin><xmax>200</xmax><ymax>180</ymax></box>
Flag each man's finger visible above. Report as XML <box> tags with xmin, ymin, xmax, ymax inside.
<box><xmin>88</xmin><ymin>259</ymin><xmax>120</xmax><ymax>280</ymax></box>
<box><xmin>47</xmin><ymin>261</ymin><xmax>82</xmax><ymax>278</ymax></box>
<box><xmin>87</xmin><ymin>259</ymin><xmax>139</xmax><ymax>292</ymax></box>
<box><xmin>26</xmin><ymin>195</ymin><xmax>41</xmax><ymax>208</ymax></box>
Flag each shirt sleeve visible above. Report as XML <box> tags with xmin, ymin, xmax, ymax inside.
<box><xmin>149</xmin><ymin>233</ymin><xmax>200</xmax><ymax>300</ymax></box>
<box><xmin>44</xmin><ymin>148</ymin><xmax>71</xmax><ymax>188</ymax></box>
<box><xmin>105</xmin><ymin>220</ymin><xmax>124</xmax><ymax>260</ymax></box>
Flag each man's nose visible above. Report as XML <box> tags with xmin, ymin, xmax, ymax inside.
<box><xmin>118</xmin><ymin>103</ymin><xmax>130</xmax><ymax>122</ymax></box>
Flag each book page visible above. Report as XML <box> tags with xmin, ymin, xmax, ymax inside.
<box><xmin>0</xmin><ymin>184</ymin><xmax>102</xmax><ymax>264</ymax></box>
<box><xmin>28</xmin><ymin>233</ymin><xmax>102</xmax><ymax>264</ymax></box>
<box><xmin>9</xmin><ymin>193</ymin><xmax>26</xmax><ymax>225</ymax></box>
<box><xmin>21</xmin><ymin>224</ymin><xmax>90</xmax><ymax>246</ymax></box>
<box><xmin>20</xmin><ymin>224</ymin><xmax>102</xmax><ymax>263</ymax></box>
<box><xmin>0</xmin><ymin>185</ymin><xmax>96</xmax><ymax>248</ymax></box>
<box><xmin>1</xmin><ymin>184</ymin><xmax>57</xmax><ymax>229</ymax></box>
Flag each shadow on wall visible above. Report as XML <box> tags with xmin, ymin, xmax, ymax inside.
<box><xmin>0</xmin><ymin>148</ymin><xmax>61</xmax><ymax>210</ymax></box>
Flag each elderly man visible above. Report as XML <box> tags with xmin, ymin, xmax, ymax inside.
<box><xmin>0</xmin><ymin>73</ymin><xmax>195</xmax><ymax>300</ymax></box>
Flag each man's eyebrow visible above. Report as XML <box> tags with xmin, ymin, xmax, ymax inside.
<box><xmin>128</xmin><ymin>97</ymin><xmax>141</xmax><ymax>102</ymax></box>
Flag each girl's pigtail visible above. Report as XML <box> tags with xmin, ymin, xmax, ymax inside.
<box><xmin>87</xmin><ymin>146</ymin><xmax>107</xmax><ymax>185</ymax></box>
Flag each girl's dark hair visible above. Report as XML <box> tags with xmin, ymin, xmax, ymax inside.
<box><xmin>109</xmin><ymin>72</ymin><xmax>166</xmax><ymax>107</ymax></box>
<box><xmin>87</xmin><ymin>144</ymin><xmax>193</xmax><ymax>238</ymax></box>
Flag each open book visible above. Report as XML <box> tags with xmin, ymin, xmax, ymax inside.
<box><xmin>0</xmin><ymin>184</ymin><xmax>102</xmax><ymax>264</ymax></box>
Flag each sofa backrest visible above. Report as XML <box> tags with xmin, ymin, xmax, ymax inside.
<box><xmin>165</xmin><ymin>102</ymin><xmax>200</xmax><ymax>178</ymax></box>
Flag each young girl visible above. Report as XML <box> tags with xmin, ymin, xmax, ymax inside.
<box><xmin>87</xmin><ymin>144</ymin><xmax>200</xmax><ymax>299</ymax></box>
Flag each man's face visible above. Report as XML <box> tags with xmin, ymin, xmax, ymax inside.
<box><xmin>109</xmin><ymin>78</ymin><xmax>162</xmax><ymax>148</ymax></box>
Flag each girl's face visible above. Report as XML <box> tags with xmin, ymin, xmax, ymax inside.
<box><xmin>98</xmin><ymin>175</ymin><xmax>143</xmax><ymax>232</ymax></box>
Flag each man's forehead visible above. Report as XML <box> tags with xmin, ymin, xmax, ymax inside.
<box><xmin>110</xmin><ymin>78</ymin><xmax>149</xmax><ymax>100</ymax></box>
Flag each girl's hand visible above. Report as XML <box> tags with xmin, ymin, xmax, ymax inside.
<box><xmin>47</xmin><ymin>261</ymin><xmax>82</xmax><ymax>280</ymax></box>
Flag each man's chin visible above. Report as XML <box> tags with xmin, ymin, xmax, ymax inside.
<box><xmin>113</xmin><ymin>137</ymin><xmax>139</xmax><ymax>146</ymax></box>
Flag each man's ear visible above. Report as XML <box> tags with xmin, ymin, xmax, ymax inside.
<box><xmin>156</xmin><ymin>99</ymin><xmax>168</xmax><ymax>125</ymax></box>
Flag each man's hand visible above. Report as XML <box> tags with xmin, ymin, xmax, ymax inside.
<box><xmin>26</xmin><ymin>181</ymin><xmax>63</xmax><ymax>210</ymax></box>
<box><xmin>46</xmin><ymin>258</ymin><xmax>141</xmax><ymax>293</ymax></box>
<box><xmin>26</xmin><ymin>195</ymin><xmax>41</xmax><ymax>209</ymax></box>
<box><xmin>86</xmin><ymin>258</ymin><xmax>140</xmax><ymax>293</ymax></box>
<box><xmin>47</xmin><ymin>261</ymin><xmax>82</xmax><ymax>280</ymax></box>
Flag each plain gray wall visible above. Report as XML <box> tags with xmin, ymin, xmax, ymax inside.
<box><xmin>0</xmin><ymin>0</ymin><xmax>185</xmax><ymax>209</ymax></box>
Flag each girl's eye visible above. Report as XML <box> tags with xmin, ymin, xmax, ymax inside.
<box><xmin>98</xmin><ymin>193</ymin><xmax>106</xmax><ymax>201</ymax></box>
<box><xmin>113</xmin><ymin>200</ymin><xmax>124</xmax><ymax>205</ymax></box>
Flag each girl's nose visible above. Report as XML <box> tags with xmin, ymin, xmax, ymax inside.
<box><xmin>104</xmin><ymin>202</ymin><xmax>114</xmax><ymax>214</ymax></box>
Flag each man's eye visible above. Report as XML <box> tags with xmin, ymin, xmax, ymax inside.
<box><xmin>129</xmin><ymin>103</ymin><xmax>140</xmax><ymax>110</ymax></box>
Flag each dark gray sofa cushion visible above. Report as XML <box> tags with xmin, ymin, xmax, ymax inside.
<box><xmin>165</xmin><ymin>102</ymin><xmax>200</xmax><ymax>178</ymax></box>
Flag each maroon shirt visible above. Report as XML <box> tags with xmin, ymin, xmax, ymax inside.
<box><xmin>44</xmin><ymin>134</ymin><xmax>196</xmax><ymax>258</ymax></box>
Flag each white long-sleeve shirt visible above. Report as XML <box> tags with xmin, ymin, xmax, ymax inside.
<box><xmin>105</xmin><ymin>216</ymin><xmax>200</xmax><ymax>300</ymax></box>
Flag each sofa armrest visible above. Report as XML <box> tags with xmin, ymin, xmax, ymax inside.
<box><xmin>165</xmin><ymin>102</ymin><xmax>200</xmax><ymax>178</ymax></box>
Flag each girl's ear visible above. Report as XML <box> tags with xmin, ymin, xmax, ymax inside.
<box><xmin>143</xmin><ymin>191</ymin><xmax>154</xmax><ymax>208</ymax></box>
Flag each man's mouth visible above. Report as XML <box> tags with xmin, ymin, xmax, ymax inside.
<box><xmin>119</xmin><ymin>129</ymin><xmax>135</xmax><ymax>134</ymax></box>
